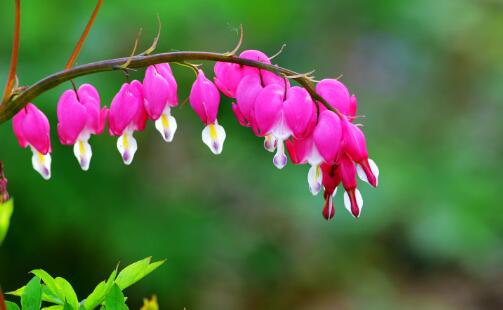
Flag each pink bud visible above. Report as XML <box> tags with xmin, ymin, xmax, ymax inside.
<box><xmin>13</xmin><ymin>104</ymin><xmax>52</xmax><ymax>179</ymax></box>
<box><xmin>316</xmin><ymin>79</ymin><xmax>356</xmax><ymax>118</ymax></box>
<box><xmin>190</xmin><ymin>70</ymin><xmax>221</xmax><ymax>125</ymax></box>
<box><xmin>312</xmin><ymin>110</ymin><xmax>343</xmax><ymax>164</ymax></box>
<box><xmin>143</xmin><ymin>63</ymin><xmax>178</xmax><ymax>120</ymax></box>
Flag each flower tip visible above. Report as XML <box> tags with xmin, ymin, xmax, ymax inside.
<box><xmin>202</xmin><ymin>123</ymin><xmax>226</xmax><ymax>155</ymax></box>
<box><xmin>273</xmin><ymin>152</ymin><xmax>287</xmax><ymax>169</ymax></box>
<box><xmin>344</xmin><ymin>189</ymin><xmax>363</xmax><ymax>218</ymax></box>
<box><xmin>322</xmin><ymin>197</ymin><xmax>335</xmax><ymax>220</ymax></box>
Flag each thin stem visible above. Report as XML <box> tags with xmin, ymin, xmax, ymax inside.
<box><xmin>2</xmin><ymin>0</ymin><xmax>21</xmax><ymax>103</ymax></box>
<box><xmin>65</xmin><ymin>0</ymin><xmax>103</xmax><ymax>69</ymax></box>
<box><xmin>0</xmin><ymin>51</ymin><xmax>342</xmax><ymax>123</ymax></box>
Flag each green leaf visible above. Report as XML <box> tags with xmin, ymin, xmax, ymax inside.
<box><xmin>5</xmin><ymin>301</ymin><xmax>20</xmax><ymax>310</ymax></box>
<box><xmin>82</xmin><ymin>267</ymin><xmax>118</xmax><ymax>310</ymax></box>
<box><xmin>21</xmin><ymin>276</ymin><xmax>42</xmax><ymax>310</ymax></box>
<box><xmin>104</xmin><ymin>284</ymin><xmax>127</xmax><ymax>310</ymax></box>
<box><xmin>115</xmin><ymin>258</ymin><xmax>165</xmax><ymax>290</ymax></box>
<box><xmin>42</xmin><ymin>306</ymin><xmax>63</xmax><ymax>310</ymax></box>
<box><xmin>54</xmin><ymin>278</ymin><xmax>79</xmax><ymax>310</ymax></box>
<box><xmin>63</xmin><ymin>301</ymin><xmax>73</xmax><ymax>310</ymax></box>
<box><xmin>0</xmin><ymin>199</ymin><xmax>14</xmax><ymax>245</ymax></box>
<box><xmin>31</xmin><ymin>269</ymin><xmax>65</xmax><ymax>302</ymax></box>
<box><xmin>8</xmin><ymin>285</ymin><xmax>62</xmax><ymax>304</ymax></box>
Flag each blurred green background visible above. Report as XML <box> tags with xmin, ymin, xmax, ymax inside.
<box><xmin>1</xmin><ymin>0</ymin><xmax>503</xmax><ymax>309</ymax></box>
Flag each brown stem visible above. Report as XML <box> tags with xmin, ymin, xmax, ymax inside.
<box><xmin>65</xmin><ymin>0</ymin><xmax>103</xmax><ymax>69</ymax></box>
<box><xmin>0</xmin><ymin>288</ymin><xmax>6</xmax><ymax>310</ymax></box>
<box><xmin>0</xmin><ymin>51</ymin><xmax>342</xmax><ymax>123</ymax></box>
<box><xmin>2</xmin><ymin>0</ymin><xmax>21</xmax><ymax>103</ymax></box>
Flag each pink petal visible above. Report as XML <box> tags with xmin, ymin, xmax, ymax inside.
<box><xmin>284</xmin><ymin>86</ymin><xmax>316</xmax><ymax>139</ymax></box>
<box><xmin>313</xmin><ymin>111</ymin><xmax>342</xmax><ymax>163</ymax></box>
<box><xmin>189</xmin><ymin>70</ymin><xmax>220</xmax><ymax>125</ymax></box>
<box><xmin>143</xmin><ymin>65</ymin><xmax>171</xmax><ymax>120</ymax></box>
<box><xmin>57</xmin><ymin>90</ymin><xmax>87</xmax><ymax>145</ymax></box>
<box><xmin>109</xmin><ymin>81</ymin><xmax>145</xmax><ymax>136</ymax></box>
<box><xmin>12</xmin><ymin>108</ymin><xmax>28</xmax><ymax>148</ymax></box>
<box><xmin>23</xmin><ymin>104</ymin><xmax>51</xmax><ymax>154</ymax></box>
<box><xmin>214</xmin><ymin>62</ymin><xmax>243</xmax><ymax>98</ymax></box>
<box><xmin>342</xmin><ymin>119</ymin><xmax>368</xmax><ymax>162</ymax></box>
<box><xmin>316</xmin><ymin>79</ymin><xmax>351</xmax><ymax>116</ymax></box>
<box><xmin>235</xmin><ymin>74</ymin><xmax>263</xmax><ymax>126</ymax></box>
<box><xmin>254</xmin><ymin>84</ymin><xmax>284</xmax><ymax>136</ymax></box>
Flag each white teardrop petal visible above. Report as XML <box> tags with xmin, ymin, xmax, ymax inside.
<box><xmin>355</xmin><ymin>188</ymin><xmax>364</xmax><ymax>212</ymax></box>
<box><xmin>307</xmin><ymin>164</ymin><xmax>322</xmax><ymax>195</ymax></box>
<box><xmin>273</xmin><ymin>139</ymin><xmax>287</xmax><ymax>169</ymax></box>
<box><xmin>31</xmin><ymin>148</ymin><xmax>51</xmax><ymax>180</ymax></box>
<box><xmin>343</xmin><ymin>191</ymin><xmax>351</xmax><ymax>214</ymax></box>
<box><xmin>356</xmin><ymin>163</ymin><xmax>369</xmax><ymax>183</ymax></box>
<box><xmin>263</xmin><ymin>135</ymin><xmax>277</xmax><ymax>152</ymax></box>
<box><xmin>117</xmin><ymin>131</ymin><xmax>138</xmax><ymax>165</ymax></box>
<box><xmin>73</xmin><ymin>139</ymin><xmax>93</xmax><ymax>171</ymax></box>
<box><xmin>202</xmin><ymin>122</ymin><xmax>226</xmax><ymax>155</ymax></box>
<box><xmin>368</xmin><ymin>158</ymin><xmax>379</xmax><ymax>186</ymax></box>
<box><xmin>155</xmin><ymin>111</ymin><xmax>177</xmax><ymax>142</ymax></box>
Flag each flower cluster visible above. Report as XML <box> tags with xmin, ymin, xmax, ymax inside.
<box><xmin>11</xmin><ymin>50</ymin><xmax>378</xmax><ymax>219</ymax></box>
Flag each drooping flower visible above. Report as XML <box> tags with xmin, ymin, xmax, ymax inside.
<box><xmin>12</xmin><ymin>104</ymin><xmax>52</xmax><ymax>179</ymax></box>
<box><xmin>254</xmin><ymin>85</ymin><xmax>317</xmax><ymax>169</ymax></box>
<box><xmin>142</xmin><ymin>63</ymin><xmax>178</xmax><ymax>142</ymax></box>
<box><xmin>189</xmin><ymin>70</ymin><xmax>226</xmax><ymax>155</ymax></box>
<box><xmin>339</xmin><ymin>154</ymin><xmax>363</xmax><ymax>218</ymax></box>
<box><xmin>316</xmin><ymin>79</ymin><xmax>357</xmax><ymax>120</ymax></box>
<box><xmin>321</xmin><ymin>164</ymin><xmax>341</xmax><ymax>220</ymax></box>
<box><xmin>108</xmin><ymin>80</ymin><xmax>147</xmax><ymax>165</ymax></box>
<box><xmin>57</xmin><ymin>84</ymin><xmax>107</xmax><ymax>171</ymax></box>
<box><xmin>286</xmin><ymin>109</ymin><xmax>342</xmax><ymax>195</ymax></box>
<box><xmin>341</xmin><ymin>118</ymin><xmax>379</xmax><ymax>187</ymax></box>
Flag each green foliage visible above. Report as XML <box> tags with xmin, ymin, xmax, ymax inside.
<box><xmin>6</xmin><ymin>301</ymin><xmax>21</xmax><ymax>310</ymax></box>
<box><xmin>6</xmin><ymin>258</ymin><xmax>165</xmax><ymax>310</ymax></box>
<box><xmin>0</xmin><ymin>199</ymin><xmax>13</xmax><ymax>245</ymax></box>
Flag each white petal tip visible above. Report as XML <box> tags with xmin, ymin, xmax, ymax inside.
<box><xmin>202</xmin><ymin>123</ymin><xmax>226</xmax><ymax>155</ymax></box>
<box><xmin>117</xmin><ymin>132</ymin><xmax>138</xmax><ymax>166</ymax></box>
<box><xmin>155</xmin><ymin>113</ymin><xmax>177</xmax><ymax>143</ymax></box>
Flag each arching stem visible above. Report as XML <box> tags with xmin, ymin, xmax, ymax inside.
<box><xmin>0</xmin><ymin>51</ymin><xmax>343</xmax><ymax>123</ymax></box>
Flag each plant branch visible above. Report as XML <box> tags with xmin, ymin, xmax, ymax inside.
<box><xmin>65</xmin><ymin>0</ymin><xmax>103</xmax><ymax>69</ymax></box>
<box><xmin>0</xmin><ymin>51</ymin><xmax>342</xmax><ymax>123</ymax></box>
<box><xmin>2</xmin><ymin>0</ymin><xmax>21</xmax><ymax>103</ymax></box>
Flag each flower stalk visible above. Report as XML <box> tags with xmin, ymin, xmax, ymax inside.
<box><xmin>2</xmin><ymin>0</ymin><xmax>21</xmax><ymax>104</ymax></box>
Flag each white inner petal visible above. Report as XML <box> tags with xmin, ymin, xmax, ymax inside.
<box><xmin>273</xmin><ymin>139</ymin><xmax>288</xmax><ymax>169</ymax></box>
<box><xmin>117</xmin><ymin>130</ymin><xmax>138</xmax><ymax>165</ymax></box>
<box><xmin>263</xmin><ymin>135</ymin><xmax>277</xmax><ymax>153</ymax></box>
<box><xmin>368</xmin><ymin>158</ymin><xmax>379</xmax><ymax>186</ymax></box>
<box><xmin>343</xmin><ymin>191</ymin><xmax>351</xmax><ymax>215</ymax></box>
<box><xmin>155</xmin><ymin>107</ymin><xmax>177</xmax><ymax>142</ymax></box>
<box><xmin>73</xmin><ymin>134</ymin><xmax>93</xmax><ymax>171</ymax></box>
<box><xmin>31</xmin><ymin>147</ymin><xmax>51</xmax><ymax>180</ymax></box>
<box><xmin>202</xmin><ymin>121</ymin><xmax>226</xmax><ymax>155</ymax></box>
<box><xmin>356</xmin><ymin>163</ymin><xmax>368</xmax><ymax>183</ymax></box>
<box><xmin>307</xmin><ymin>164</ymin><xmax>322</xmax><ymax>195</ymax></box>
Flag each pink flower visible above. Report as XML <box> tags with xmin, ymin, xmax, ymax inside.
<box><xmin>214</xmin><ymin>50</ymin><xmax>285</xmax><ymax>99</ymax></box>
<box><xmin>143</xmin><ymin>63</ymin><xmax>178</xmax><ymax>142</ymax></box>
<box><xmin>341</xmin><ymin>119</ymin><xmax>379</xmax><ymax>187</ymax></box>
<box><xmin>286</xmin><ymin>109</ymin><xmax>342</xmax><ymax>195</ymax></box>
<box><xmin>339</xmin><ymin>154</ymin><xmax>363</xmax><ymax>218</ymax></box>
<box><xmin>316</xmin><ymin>79</ymin><xmax>357</xmax><ymax>120</ymax></box>
<box><xmin>189</xmin><ymin>70</ymin><xmax>226</xmax><ymax>155</ymax></box>
<box><xmin>108</xmin><ymin>80</ymin><xmax>147</xmax><ymax>165</ymax></box>
<box><xmin>254</xmin><ymin>85</ymin><xmax>317</xmax><ymax>169</ymax></box>
<box><xmin>57</xmin><ymin>84</ymin><xmax>107</xmax><ymax>170</ymax></box>
<box><xmin>12</xmin><ymin>104</ymin><xmax>52</xmax><ymax>179</ymax></box>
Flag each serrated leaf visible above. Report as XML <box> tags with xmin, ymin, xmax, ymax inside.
<box><xmin>54</xmin><ymin>278</ymin><xmax>79</xmax><ymax>310</ymax></box>
<box><xmin>5</xmin><ymin>301</ymin><xmax>20</xmax><ymax>310</ymax></box>
<box><xmin>104</xmin><ymin>284</ymin><xmax>127</xmax><ymax>310</ymax></box>
<box><xmin>115</xmin><ymin>258</ymin><xmax>165</xmax><ymax>290</ymax></box>
<box><xmin>82</xmin><ymin>267</ymin><xmax>118</xmax><ymax>310</ymax></box>
<box><xmin>8</xmin><ymin>285</ymin><xmax>62</xmax><ymax>304</ymax></box>
<box><xmin>31</xmin><ymin>269</ymin><xmax>65</xmax><ymax>302</ymax></box>
<box><xmin>0</xmin><ymin>199</ymin><xmax>14</xmax><ymax>245</ymax></box>
<box><xmin>21</xmin><ymin>276</ymin><xmax>42</xmax><ymax>310</ymax></box>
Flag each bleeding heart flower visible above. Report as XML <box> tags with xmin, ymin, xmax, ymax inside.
<box><xmin>189</xmin><ymin>70</ymin><xmax>226</xmax><ymax>155</ymax></box>
<box><xmin>143</xmin><ymin>63</ymin><xmax>178</xmax><ymax>142</ymax></box>
<box><xmin>316</xmin><ymin>79</ymin><xmax>357</xmax><ymax>120</ymax></box>
<box><xmin>339</xmin><ymin>154</ymin><xmax>363</xmax><ymax>218</ymax></box>
<box><xmin>108</xmin><ymin>80</ymin><xmax>147</xmax><ymax>165</ymax></box>
<box><xmin>12</xmin><ymin>104</ymin><xmax>52</xmax><ymax>179</ymax></box>
<box><xmin>341</xmin><ymin>118</ymin><xmax>379</xmax><ymax>187</ymax></box>
<box><xmin>57</xmin><ymin>84</ymin><xmax>108</xmax><ymax>171</ymax></box>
